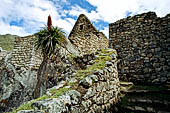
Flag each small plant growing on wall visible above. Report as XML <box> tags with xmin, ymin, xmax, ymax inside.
<box><xmin>33</xmin><ymin>15</ymin><xmax>66</xmax><ymax>98</ymax></box>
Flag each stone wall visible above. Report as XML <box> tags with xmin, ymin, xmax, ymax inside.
<box><xmin>109</xmin><ymin>12</ymin><xmax>170</xmax><ymax>84</ymax></box>
<box><xmin>69</xmin><ymin>14</ymin><xmax>109</xmax><ymax>55</ymax></box>
<box><xmin>10</xmin><ymin>35</ymin><xmax>42</xmax><ymax>69</ymax></box>
<box><xmin>0</xmin><ymin>47</ymin><xmax>7</xmax><ymax>60</ymax></box>
<box><xmin>15</xmin><ymin>49</ymin><xmax>120</xmax><ymax>113</ymax></box>
<box><xmin>0</xmin><ymin>39</ymin><xmax>79</xmax><ymax>112</ymax></box>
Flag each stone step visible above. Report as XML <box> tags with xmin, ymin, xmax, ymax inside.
<box><xmin>123</xmin><ymin>106</ymin><xmax>154</xmax><ymax>113</ymax></box>
<box><xmin>123</xmin><ymin>105</ymin><xmax>170</xmax><ymax>113</ymax></box>
<box><xmin>125</xmin><ymin>89</ymin><xmax>170</xmax><ymax>94</ymax></box>
<box><xmin>120</xmin><ymin>81</ymin><xmax>134</xmax><ymax>87</ymax></box>
<box><xmin>120</xmin><ymin>98</ymin><xmax>170</xmax><ymax>113</ymax></box>
<box><xmin>120</xmin><ymin>81</ymin><xmax>134</xmax><ymax>93</ymax></box>
<box><xmin>127</xmin><ymin>99</ymin><xmax>170</xmax><ymax>106</ymax></box>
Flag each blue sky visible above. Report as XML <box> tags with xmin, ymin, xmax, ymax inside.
<box><xmin>0</xmin><ymin>0</ymin><xmax>170</xmax><ymax>37</ymax></box>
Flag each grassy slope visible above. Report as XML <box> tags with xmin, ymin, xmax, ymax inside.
<box><xmin>9</xmin><ymin>49</ymin><xmax>116</xmax><ymax>113</ymax></box>
<box><xmin>0</xmin><ymin>34</ymin><xmax>18</xmax><ymax>51</ymax></box>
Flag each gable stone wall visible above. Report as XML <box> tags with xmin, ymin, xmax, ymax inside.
<box><xmin>69</xmin><ymin>14</ymin><xmax>109</xmax><ymax>55</ymax></box>
<box><xmin>109</xmin><ymin>12</ymin><xmax>170</xmax><ymax>84</ymax></box>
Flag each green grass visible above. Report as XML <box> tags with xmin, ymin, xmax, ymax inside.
<box><xmin>50</xmin><ymin>87</ymin><xmax>71</xmax><ymax>98</ymax></box>
<box><xmin>9</xmin><ymin>100</ymin><xmax>36</xmax><ymax>113</ymax></box>
<box><xmin>9</xmin><ymin>48</ymin><xmax>116</xmax><ymax>113</ymax></box>
<box><xmin>10</xmin><ymin>87</ymin><xmax>71</xmax><ymax>113</ymax></box>
<box><xmin>75</xmin><ymin>49</ymin><xmax>114</xmax><ymax>80</ymax></box>
<box><xmin>0</xmin><ymin>34</ymin><xmax>17</xmax><ymax>51</ymax></box>
<box><xmin>68</xmin><ymin>81</ymin><xmax>77</xmax><ymax>86</ymax></box>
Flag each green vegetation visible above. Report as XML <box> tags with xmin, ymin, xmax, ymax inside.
<box><xmin>10</xmin><ymin>100</ymin><xmax>36</xmax><ymax>113</ymax></box>
<box><xmin>75</xmin><ymin>49</ymin><xmax>114</xmax><ymax>80</ymax></box>
<box><xmin>33</xmin><ymin>15</ymin><xmax>67</xmax><ymax>98</ymax></box>
<box><xmin>34</xmin><ymin>26</ymin><xmax>66</xmax><ymax>57</ymax></box>
<box><xmin>0</xmin><ymin>34</ymin><xmax>17</xmax><ymax>51</ymax></box>
<box><xmin>10</xmin><ymin>87</ymin><xmax>71</xmax><ymax>113</ymax></box>
<box><xmin>10</xmin><ymin>48</ymin><xmax>116</xmax><ymax>113</ymax></box>
<box><xmin>68</xmin><ymin>81</ymin><xmax>76</xmax><ymax>86</ymax></box>
<box><xmin>50</xmin><ymin>87</ymin><xmax>71</xmax><ymax>98</ymax></box>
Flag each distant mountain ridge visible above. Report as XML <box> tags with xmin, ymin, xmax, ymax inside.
<box><xmin>0</xmin><ymin>34</ymin><xmax>19</xmax><ymax>51</ymax></box>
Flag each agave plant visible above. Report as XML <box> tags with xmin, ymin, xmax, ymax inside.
<box><xmin>33</xmin><ymin>15</ymin><xmax>67</xmax><ymax>98</ymax></box>
<box><xmin>35</xmin><ymin>25</ymin><xmax>66</xmax><ymax>58</ymax></box>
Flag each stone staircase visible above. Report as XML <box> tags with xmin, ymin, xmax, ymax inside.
<box><xmin>118</xmin><ymin>82</ymin><xmax>170</xmax><ymax>113</ymax></box>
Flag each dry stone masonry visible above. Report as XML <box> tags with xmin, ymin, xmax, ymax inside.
<box><xmin>10</xmin><ymin>36</ymin><xmax>42</xmax><ymax>69</ymax></box>
<box><xmin>2</xmin><ymin>11</ymin><xmax>170</xmax><ymax>113</ymax></box>
<box><xmin>0</xmin><ymin>47</ymin><xmax>8</xmax><ymax>60</ymax></box>
<box><xmin>17</xmin><ymin>49</ymin><xmax>120</xmax><ymax>113</ymax></box>
<box><xmin>68</xmin><ymin>14</ymin><xmax>109</xmax><ymax>55</ymax></box>
<box><xmin>0</xmin><ymin>40</ymin><xmax>79</xmax><ymax>112</ymax></box>
<box><xmin>109</xmin><ymin>12</ymin><xmax>170</xmax><ymax>84</ymax></box>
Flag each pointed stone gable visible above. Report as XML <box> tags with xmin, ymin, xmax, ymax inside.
<box><xmin>68</xmin><ymin>14</ymin><xmax>109</xmax><ymax>55</ymax></box>
<box><xmin>68</xmin><ymin>14</ymin><xmax>98</xmax><ymax>37</ymax></box>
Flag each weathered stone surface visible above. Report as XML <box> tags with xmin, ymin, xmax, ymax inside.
<box><xmin>79</xmin><ymin>76</ymin><xmax>93</xmax><ymax>88</ymax></box>
<box><xmin>110</xmin><ymin>11</ymin><xmax>170</xmax><ymax>84</ymax></box>
<box><xmin>68</xmin><ymin>14</ymin><xmax>109</xmax><ymax>55</ymax></box>
<box><xmin>32</xmin><ymin>90</ymin><xmax>81</xmax><ymax>113</ymax></box>
<box><xmin>17</xmin><ymin>110</ymin><xmax>44</xmax><ymax>113</ymax></box>
<box><xmin>0</xmin><ymin>53</ymin><xmax>37</xmax><ymax>112</ymax></box>
<box><xmin>0</xmin><ymin>47</ymin><xmax>8</xmax><ymax>60</ymax></box>
<box><xmin>15</xmin><ymin>49</ymin><xmax>120</xmax><ymax>113</ymax></box>
<box><xmin>0</xmin><ymin>36</ymin><xmax>80</xmax><ymax>112</ymax></box>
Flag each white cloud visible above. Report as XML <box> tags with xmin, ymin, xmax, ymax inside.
<box><xmin>100</xmin><ymin>27</ymin><xmax>109</xmax><ymax>38</ymax></box>
<box><xmin>67</xmin><ymin>5</ymin><xmax>88</xmax><ymax>17</ymax></box>
<box><xmin>86</xmin><ymin>0</ymin><xmax>170</xmax><ymax>23</ymax></box>
<box><xmin>137</xmin><ymin>0</ymin><xmax>170</xmax><ymax>17</ymax></box>
<box><xmin>65</xmin><ymin>0</ymin><xmax>170</xmax><ymax>37</ymax></box>
<box><xmin>0</xmin><ymin>20</ymin><xmax>30</xmax><ymax>36</ymax></box>
<box><xmin>66</xmin><ymin>5</ymin><xmax>101</xmax><ymax>22</ymax></box>
<box><xmin>54</xmin><ymin>18</ymin><xmax>75</xmax><ymax>36</ymax></box>
<box><xmin>65</xmin><ymin>18</ymin><xmax>76</xmax><ymax>26</ymax></box>
<box><xmin>0</xmin><ymin>0</ymin><xmax>170</xmax><ymax>37</ymax></box>
<box><xmin>0</xmin><ymin>0</ymin><xmax>72</xmax><ymax>36</ymax></box>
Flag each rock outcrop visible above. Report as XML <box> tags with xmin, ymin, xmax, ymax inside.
<box><xmin>12</xmin><ymin>48</ymin><xmax>120</xmax><ymax>113</ymax></box>
<box><xmin>0</xmin><ymin>53</ymin><xmax>38</xmax><ymax>112</ymax></box>
<box><xmin>0</xmin><ymin>35</ymin><xmax>80</xmax><ymax>112</ymax></box>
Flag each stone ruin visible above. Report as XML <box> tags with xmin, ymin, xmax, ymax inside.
<box><xmin>0</xmin><ymin>47</ymin><xmax>8</xmax><ymax>61</ymax></box>
<box><xmin>10</xmin><ymin>35</ymin><xmax>42</xmax><ymax>70</ymax></box>
<box><xmin>1</xmin><ymin>14</ymin><xmax>109</xmax><ymax>71</ymax></box>
<box><xmin>0</xmin><ymin>12</ymin><xmax>170</xmax><ymax>113</ymax></box>
<box><xmin>68</xmin><ymin>14</ymin><xmax>109</xmax><ymax>55</ymax></box>
<box><xmin>0</xmin><ymin>14</ymin><xmax>117</xmax><ymax>113</ymax></box>
<box><xmin>109</xmin><ymin>12</ymin><xmax>170</xmax><ymax>84</ymax></box>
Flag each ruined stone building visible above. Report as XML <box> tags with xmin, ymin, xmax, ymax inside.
<box><xmin>10</xmin><ymin>35</ymin><xmax>42</xmax><ymax>69</ymax></box>
<box><xmin>68</xmin><ymin>14</ymin><xmax>109</xmax><ymax>55</ymax></box>
<box><xmin>3</xmin><ymin>14</ymin><xmax>109</xmax><ymax>70</ymax></box>
<box><xmin>1</xmin><ymin>12</ymin><xmax>170</xmax><ymax>85</ymax></box>
<box><xmin>1</xmin><ymin>12</ymin><xmax>170</xmax><ymax>113</ymax></box>
<box><xmin>109</xmin><ymin>12</ymin><xmax>170</xmax><ymax>84</ymax></box>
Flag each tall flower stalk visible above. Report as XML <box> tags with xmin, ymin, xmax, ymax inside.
<box><xmin>33</xmin><ymin>15</ymin><xmax>66</xmax><ymax>98</ymax></box>
<box><xmin>47</xmin><ymin>15</ymin><xmax>52</xmax><ymax>30</ymax></box>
